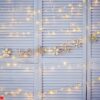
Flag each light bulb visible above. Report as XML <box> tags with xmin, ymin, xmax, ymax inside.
<box><xmin>58</xmin><ymin>8</ymin><xmax>63</xmax><ymax>12</ymax></box>
<box><xmin>48</xmin><ymin>90</ymin><xmax>57</xmax><ymax>95</ymax></box>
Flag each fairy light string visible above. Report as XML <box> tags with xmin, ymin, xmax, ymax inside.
<box><xmin>0</xmin><ymin>75</ymin><xmax>100</xmax><ymax>99</ymax></box>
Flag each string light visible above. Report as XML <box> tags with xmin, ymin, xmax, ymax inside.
<box><xmin>48</xmin><ymin>90</ymin><xmax>57</xmax><ymax>95</ymax></box>
<box><xmin>13</xmin><ymin>63</ymin><xmax>17</xmax><ymax>67</ymax></box>
<box><xmin>51</xmin><ymin>31</ymin><xmax>56</xmax><ymax>36</ymax></box>
<box><xmin>2</xmin><ymin>48</ymin><xmax>12</xmax><ymax>57</ymax></box>
<box><xmin>26</xmin><ymin>17</ymin><xmax>31</xmax><ymax>22</ymax></box>
<box><xmin>15</xmin><ymin>88</ymin><xmax>22</xmax><ymax>95</ymax></box>
<box><xmin>97</xmin><ymin>77</ymin><xmax>100</xmax><ymax>81</ymax></box>
<box><xmin>66</xmin><ymin>88</ymin><xmax>72</xmax><ymax>93</ymax></box>
<box><xmin>68</xmin><ymin>4</ymin><xmax>72</xmax><ymax>7</ymax></box>
<box><xmin>91</xmin><ymin>34</ymin><xmax>97</xmax><ymax>41</ymax></box>
<box><xmin>0</xmin><ymin>65</ymin><xmax>84</xmax><ymax>98</ymax></box>
<box><xmin>24</xmin><ymin>92</ymin><xmax>33</xmax><ymax>99</ymax></box>
<box><xmin>43</xmin><ymin>38</ymin><xmax>83</xmax><ymax>55</ymax></box>
<box><xmin>43</xmin><ymin>83</ymin><xmax>82</xmax><ymax>96</ymax></box>
<box><xmin>37</xmin><ymin>10</ymin><xmax>41</xmax><ymax>14</ymax></box>
<box><xmin>63</xmin><ymin>14</ymin><xmax>69</xmax><ymax>19</ymax></box>
<box><xmin>70</xmin><ymin>6</ymin><xmax>74</xmax><ymax>13</ymax></box>
<box><xmin>94</xmin><ymin>0</ymin><xmax>98</xmax><ymax>5</ymax></box>
<box><xmin>18</xmin><ymin>49</ymin><xmax>32</xmax><ymax>58</ymax></box>
<box><xmin>44</xmin><ymin>18</ymin><xmax>49</xmax><ymax>24</ymax></box>
<box><xmin>26</xmin><ymin>7</ymin><xmax>33</xmax><ymax>13</ymax></box>
<box><xmin>6</xmin><ymin>62</ymin><xmax>11</xmax><ymax>67</ymax></box>
<box><xmin>63</xmin><ymin>61</ymin><xmax>68</xmax><ymax>66</ymax></box>
<box><xmin>0</xmin><ymin>38</ymin><xmax>83</xmax><ymax>58</ymax></box>
<box><xmin>90</xmin><ymin>31</ymin><xmax>100</xmax><ymax>41</ymax></box>
<box><xmin>58</xmin><ymin>8</ymin><xmax>63</xmax><ymax>12</ymax></box>
<box><xmin>39</xmin><ymin>27</ymin><xmax>43</xmax><ymax>32</ymax></box>
<box><xmin>35</xmin><ymin>21</ymin><xmax>40</xmax><ymax>25</ymax></box>
<box><xmin>0</xmin><ymin>69</ymin><xmax>99</xmax><ymax>98</ymax></box>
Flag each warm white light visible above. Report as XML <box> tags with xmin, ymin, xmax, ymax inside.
<box><xmin>63</xmin><ymin>61</ymin><xmax>68</xmax><ymax>66</ymax></box>
<box><xmin>58</xmin><ymin>8</ymin><xmax>63</xmax><ymax>12</ymax></box>
<box><xmin>48</xmin><ymin>90</ymin><xmax>57</xmax><ymax>95</ymax></box>
<box><xmin>26</xmin><ymin>17</ymin><xmax>31</xmax><ymax>21</ymax></box>
<box><xmin>6</xmin><ymin>63</ymin><xmax>11</xmax><ymax>67</ymax></box>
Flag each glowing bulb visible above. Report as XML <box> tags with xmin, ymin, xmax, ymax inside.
<box><xmin>77</xmin><ymin>83</ymin><xmax>81</xmax><ymax>87</ymax></box>
<box><xmin>12</xmin><ymin>56</ymin><xmax>16</xmax><ymax>60</ymax></box>
<box><xmin>97</xmin><ymin>77</ymin><xmax>100</xmax><ymax>81</ymax></box>
<box><xmin>26</xmin><ymin>7</ymin><xmax>35</xmax><ymax>17</ymax></box>
<box><xmin>26</xmin><ymin>32</ymin><xmax>31</xmax><ymax>35</ymax></box>
<box><xmin>26</xmin><ymin>17</ymin><xmax>31</xmax><ymax>21</ymax></box>
<box><xmin>52</xmin><ymin>32</ymin><xmax>56</xmax><ymax>35</ymax></box>
<box><xmin>58</xmin><ymin>8</ymin><xmax>63</xmax><ymax>12</ymax></box>
<box><xmin>47</xmin><ymin>49</ymin><xmax>53</xmax><ymax>53</ymax></box>
<box><xmin>36</xmin><ymin>21</ymin><xmax>40</xmax><ymax>25</ymax></box>
<box><xmin>44</xmin><ymin>18</ymin><xmax>48</xmax><ymax>22</ymax></box>
<box><xmin>38</xmin><ymin>10</ymin><xmax>41</xmax><ymax>14</ymax></box>
<box><xmin>66</xmin><ymin>88</ymin><xmax>72</xmax><ymax>93</ymax></box>
<box><xmin>28</xmin><ymin>93</ymin><xmax>33</xmax><ymax>97</ymax></box>
<box><xmin>94</xmin><ymin>0</ymin><xmax>98</xmax><ymax>5</ymax></box>
<box><xmin>13</xmin><ymin>63</ymin><xmax>17</xmax><ymax>67</ymax></box>
<box><xmin>63</xmin><ymin>61</ymin><xmax>67</xmax><ymax>66</ymax></box>
<box><xmin>63</xmin><ymin>15</ymin><xmax>69</xmax><ymax>19</ymax></box>
<box><xmin>39</xmin><ymin>27</ymin><xmax>43</xmax><ymax>32</ymax></box>
<box><xmin>77</xmin><ymin>27</ymin><xmax>81</xmax><ymax>32</ymax></box>
<box><xmin>97</xmin><ymin>31</ymin><xmax>100</xmax><ymax>35</ymax></box>
<box><xmin>0</xmin><ymin>56</ymin><xmax>3</xmax><ymax>59</ymax></box>
<box><xmin>71</xmin><ymin>6</ymin><xmax>74</xmax><ymax>10</ymax></box>
<box><xmin>16</xmin><ymin>88</ymin><xmax>22</xmax><ymax>94</ymax></box>
<box><xmin>68</xmin><ymin>4</ymin><xmax>72</xmax><ymax>7</ymax></box>
<box><xmin>74</xmin><ymin>86</ymin><xmax>80</xmax><ymax>90</ymax></box>
<box><xmin>78</xmin><ymin>4</ymin><xmax>82</xmax><ymax>7</ymax></box>
<box><xmin>6</xmin><ymin>63</ymin><xmax>11</xmax><ymax>67</ymax></box>
<box><xmin>26</xmin><ymin>8</ymin><xmax>32</xmax><ymax>13</ymax></box>
<box><xmin>44</xmin><ymin>18</ymin><xmax>49</xmax><ymax>24</ymax></box>
<box><xmin>48</xmin><ymin>90</ymin><xmax>57</xmax><ymax>95</ymax></box>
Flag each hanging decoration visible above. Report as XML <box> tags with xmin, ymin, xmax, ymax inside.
<box><xmin>91</xmin><ymin>31</ymin><xmax>100</xmax><ymax>42</ymax></box>
<box><xmin>0</xmin><ymin>38</ymin><xmax>83</xmax><ymax>58</ymax></box>
<box><xmin>43</xmin><ymin>39</ymin><xmax>83</xmax><ymax>55</ymax></box>
<box><xmin>2</xmin><ymin>48</ymin><xmax>12</xmax><ymax>57</ymax></box>
<box><xmin>18</xmin><ymin>49</ymin><xmax>33</xmax><ymax>58</ymax></box>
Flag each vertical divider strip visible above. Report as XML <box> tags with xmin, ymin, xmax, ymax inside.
<box><xmin>34</xmin><ymin>0</ymin><xmax>43</xmax><ymax>100</ymax></box>
<box><xmin>83</xmin><ymin>0</ymin><xmax>88</xmax><ymax>100</ymax></box>
<box><xmin>87</xmin><ymin>0</ymin><xmax>91</xmax><ymax>100</ymax></box>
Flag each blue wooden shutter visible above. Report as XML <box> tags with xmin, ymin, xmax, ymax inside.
<box><xmin>0</xmin><ymin>0</ymin><xmax>36</xmax><ymax>100</ymax></box>
<box><xmin>41</xmin><ymin>0</ymin><xmax>87</xmax><ymax>100</ymax></box>
<box><xmin>89</xmin><ymin>0</ymin><xmax>100</xmax><ymax>100</ymax></box>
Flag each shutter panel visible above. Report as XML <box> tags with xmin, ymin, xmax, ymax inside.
<box><xmin>42</xmin><ymin>0</ymin><xmax>86</xmax><ymax>100</ymax></box>
<box><xmin>90</xmin><ymin>0</ymin><xmax>100</xmax><ymax>100</ymax></box>
<box><xmin>0</xmin><ymin>0</ymin><xmax>36</xmax><ymax>100</ymax></box>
